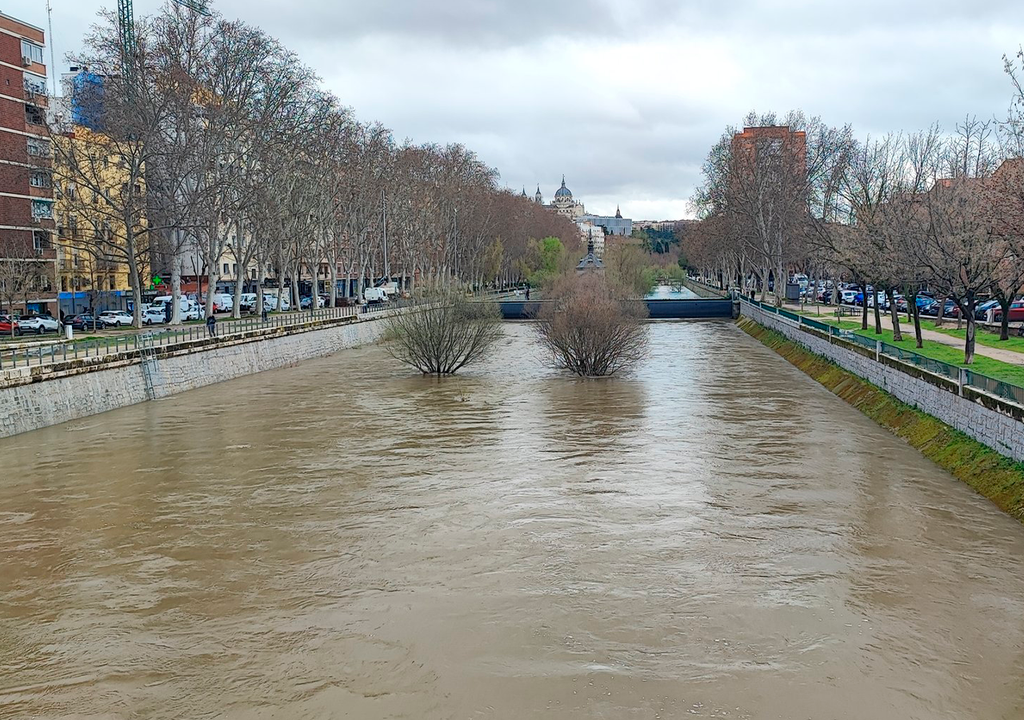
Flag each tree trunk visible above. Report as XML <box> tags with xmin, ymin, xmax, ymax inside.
<box><xmin>170</xmin><ymin>248</ymin><xmax>182</xmax><ymax>326</ymax></box>
<box><xmin>291</xmin><ymin>268</ymin><xmax>300</xmax><ymax>313</ymax></box>
<box><xmin>887</xmin><ymin>287</ymin><xmax>902</xmax><ymax>342</ymax></box>
<box><xmin>912</xmin><ymin>295</ymin><xmax>923</xmax><ymax>348</ymax></box>
<box><xmin>963</xmin><ymin>296</ymin><xmax>976</xmax><ymax>365</ymax></box>
<box><xmin>999</xmin><ymin>297</ymin><xmax>1011</xmax><ymax>341</ymax></box>
<box><xmin>873</xmin><ymin>292</ymin><xmax>882</xmax><ymax>334</ymax></box>
<box><xmin>128</xmin><ymin>259</ymin><xmax>143</xmax><ymax>330</ymax></box>
<box><xmin>860</xmin><ymin>287</ymin><xmax>869</xmax><ymax>331</ymax></box>
<box><xmin>232</xmin><ymin>273</ymin><xmax>244</xmax><ymax>320</ymax></box>
<box><xmin>256</xmin><ymin>264</ymin><xmax>265</xmax><ymax>316</ymax></box>
<box><xmin>205</xmin><ymin>264</ymin><xmax>217</xmax><ymax>320</ymax></box>
<box><xmin>329</xmin><ymin>263</ymin><xmax>338</xmax><ymax>308</ymax></box>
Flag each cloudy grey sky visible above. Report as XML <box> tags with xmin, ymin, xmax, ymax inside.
<box><xmin>12</xmin><ymin>1</ymin><xmax>1024</xmax><ymax>218</ymax></box>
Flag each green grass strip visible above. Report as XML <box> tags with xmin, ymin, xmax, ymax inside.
<box><xmin>738</xmin><ymin>317</ymin><xmax>1024</xmax><ymax>522</ymax></box>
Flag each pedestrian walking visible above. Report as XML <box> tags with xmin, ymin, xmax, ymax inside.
<box><xmin>525</xmin><ymin>287</ymin><xmax>531</xmax><ymax>301</ymax></box>
<box><xmin>261</xmin><ymin>306</ymin><xmax>268</xmax><ymax>323</ymax></box>
<box><xmin>206</xmin><ymin>314</ymin><xmax>217</xmax><ymax>337</ymax></box>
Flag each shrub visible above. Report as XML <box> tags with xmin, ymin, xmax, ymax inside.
<box><xmin>535</xmin><ymin>273</ymin><xmax>650</xmax><ymax>376</ymax></box>
<box><xmin>384</xmin><ymin>287</ymin><xmax>503</xmax><ymax>376</ymax></box>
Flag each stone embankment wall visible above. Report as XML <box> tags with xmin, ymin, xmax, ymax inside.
<box><xmin>741</xmin><ymin>300</ymin><xmax>1024</xmax><ymax>463</ymax></box>
<box><xmin>0</xmin><ymin>312</ymin><xmax>395</xmax><ymax>439</ymax></box>
<box><xmin>683</xmin><ymin>279</ymin><xmax>728</xmax><ymax>299</ymax></box>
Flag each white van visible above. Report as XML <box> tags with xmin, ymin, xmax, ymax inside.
<box><xmin>240</xmin><ymin>293</ymin><xmax>258</xmax><ymax>313</ymax></box>
<box><xmin>153</xmin><ymin>295</ymin><xmax>199</xmax><ymax>318</ymax></box>
<box><xmin>363</xmin><ymin>287</ymin><xmax>389</xmax><ymax>304</ymax></box>
<box><xmin>211</xmin><ymin>293</ymin><xmax>235</xmax><ymax>313</ymax></box>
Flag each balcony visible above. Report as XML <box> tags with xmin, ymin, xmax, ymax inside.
<box><xmin>26</xmin><ymin>153</ymin><xmax>52</xmax><ymax>169</ymax></box>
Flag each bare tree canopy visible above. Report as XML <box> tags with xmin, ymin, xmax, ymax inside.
<box><xmin>383</xmin><ymin>288</ymin><xmax>504</xmax><ymax>376</ymax></box>
<box><xmin>535</xmin><ymin>273</ymin><xmax>650</xmax><ymax>377</ymax></box>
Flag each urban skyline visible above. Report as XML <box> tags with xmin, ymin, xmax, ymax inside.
<box><xmin>10</xmin><ymin>0</ymin><xmax>1024</xmax><ymax>218</ymax></box>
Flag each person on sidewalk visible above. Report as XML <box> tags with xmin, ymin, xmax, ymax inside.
<box><xmin>206</xmin><ymin>314</ymin><xmax>217</xmax><ymax>337</ymax></box>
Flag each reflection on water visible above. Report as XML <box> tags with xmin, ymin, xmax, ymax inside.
<box><xmin>646</xmin><ymin>284</ymin><xmax>699</xmax><ymax>299</ymax></box>
<box><xmin>2</xmin><ymin>322</ymin><xmax>1024</xmax><ymax>719</ymax></box>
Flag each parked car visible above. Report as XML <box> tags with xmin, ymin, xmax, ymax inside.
<box><xmin>142</xmin><ymin>307</ymin><xmax>166</xmax><ymax>326</ymax></box>
<box><xmin>239</xmin><ymin>293</ymin><xmax>258</xmax><ymax>313</ymax></box>
<box><xmin>98</xmin><ymin>310</ymin><xmax>134</xmax><ymax>328</ymax></box>
<box><xmin>262</xmin><ymin>294</ymin><xmax>290</xmax><ymax>312</ymax></box>
<box><xmin>921</xmin><ymin>299</ymin><xmax>960</xmax><ymax>318</ymax></box>
<box><xmin>839</xmin><ymin>289</ymin><xmax>858</xmax><ymax>305</ymax></box>
<box><xmin>992</xmin><ymin>301</ymin><xmax>1024</xmax><ymax>324</ymax></box>
<box><xmin>17</xmin><ymin>314</ymin><xmax>60</xmax><ymax>334</ymax></box>
<box><xmin>210</xmin><ymin>293</ymin><xmax>234</xmax><ymax>313</ymax></box>
<box><xmin>299</xmin><ymin>295</ymin><xmax>325</xmax><ymax>309</ymax></box>
<box><xmin>974</xmin><ymin>299</ymin><xmax>1001</xmax><ymax>321</ymax></box>
<box><xmin>0</xmin><ymin>315</ymin><xmax>20</xmax><ymax>336</ymax></box>
<box><xmin>66</xmin><ymin>314</ymin><xmax>101</xmax><ymax>331</ymax></box>
<box><xmin>181</xmin><ymin>303</ymin><xmax>201</xmax><ymax>321</ymax></box>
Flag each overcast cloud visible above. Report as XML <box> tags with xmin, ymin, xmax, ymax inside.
<box><xmin>14</xmin><ymin>0</ymin><xmax>1024</xmax><ymax>218</ymax></box>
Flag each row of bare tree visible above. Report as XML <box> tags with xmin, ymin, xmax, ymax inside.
<box><xmin>47</xmin><ymin>4</ymin><xmax>578</xmax><ymax>327</ymax></box>
<box><xmin>688</xmin><ymin>51</ymin><xmax>1024</xmax><ymax>364</ymax></box>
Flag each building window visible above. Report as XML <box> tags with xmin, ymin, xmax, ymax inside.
<box><xmin>222</xmin><ymin>263</ymin><xmax>229</xmax><ymax>275</ymax></box>
<box><xmin>25</xmin><ymin>103</ymin><xmax>45</xmax><ymax>126</ymax></box>
<box><xmin>27</xmin><ymin>137</ymin><xmax>50</xmax><ymax>157</ymax></box>
<box><xmin>33</xmin><ymin>230</ymin><xmax>52</xmax><ymax>251</ymax></box>
<box><xmin>30</xmin><ymin>171</ymin><xmax>51</xmax><ymax>188</ymax></box>
<box><xmin>31</xmin><ymin>200</ymin><xmax>53</xmax><ymax>219</ymax></box>
<box><xmin>21</xmin><ymin>41</ymin><xmax>44</xmax><ymax>65</ymax></box>
<box><xmin>24</xmin><ymin>74</ymin><xmax>46</xmax><ymax>96</ymax></box>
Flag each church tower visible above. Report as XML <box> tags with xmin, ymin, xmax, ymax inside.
<box><xmin>535</xmin><ymin>185</ymin><xmax>543</xmax><ymax>204</ymax></box>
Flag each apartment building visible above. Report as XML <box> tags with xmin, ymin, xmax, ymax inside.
<box><xmin>0</xmin><ymin>11</ymin><xmax>55</xmax><ymax>314</ymax></box>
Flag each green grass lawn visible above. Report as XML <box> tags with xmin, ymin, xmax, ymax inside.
<box><xmin>795</xmin><ymin>311</ymin><xmax>1024</xmax><ymax>387</ymax></box>
<box><xmin>797</xmin><ymin>304</ymin><xmax>1024</xmax><ymax>354</ymax></box>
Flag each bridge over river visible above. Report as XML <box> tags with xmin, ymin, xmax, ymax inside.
<box><xmin>498</xmin><ymin>284</ymin><xmax>736</xmax><ymax>320</ymax></box>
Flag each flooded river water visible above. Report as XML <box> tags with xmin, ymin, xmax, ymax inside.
<box><xmin>2</xmin><ymin>322</ymin><xmax>1024</xmax><ymax>719</ymax></box>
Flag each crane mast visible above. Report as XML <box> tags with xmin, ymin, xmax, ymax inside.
<box><xmin>117</xmin><ymin>0</ymin><xmax>136</xmax><ymax>87</ymax></box>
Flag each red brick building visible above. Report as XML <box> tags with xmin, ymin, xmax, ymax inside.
<box><xmin>730</xmin><ymin>126</ymin><xmax>807</xmax><ymax>180</ymax></box>
<box><xmin>0</xmin><ymin>11</ymin><xmax>55</xmax><ymax>314</ymax></box>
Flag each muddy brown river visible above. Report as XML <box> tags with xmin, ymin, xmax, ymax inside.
<box><xmin>2</xmin><ymin>322</ymin><xmax>1024</xmax><ymax>719</ymax></box>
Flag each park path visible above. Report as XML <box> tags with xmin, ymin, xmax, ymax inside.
<box><xmin>789</xmin><ymin>303</ymin><xmax>1024</xmax><ymax>366</ymax></box>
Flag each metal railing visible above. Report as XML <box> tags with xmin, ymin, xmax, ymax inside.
<box><xmin>741</xmin><ymin>296</ymin><xmax>1024</xmax><ymax>409</ymax></box>
<box><xmin>0</xmin><ymin>302</ymin><xmax>402</xmax><ymax>372</ymax></box>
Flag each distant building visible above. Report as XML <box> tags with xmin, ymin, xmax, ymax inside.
<box><xmin>576</xmin><ymin>230</ymin><xmax>604</xmax><ymax>274</ymax></box>
<box><xmin>579</xmin><ymin>206</ymin><xmax>631</xmax><ymax>237</ymax></box>
<box><xmin>577</xmin><ymin>220</ymin><xmax>605</xmax><ymax>257</ymax></box>
<box><xmin>730</xmin><ymin>126</ymin><xmax>807</xmax><ymax>181</ymax></box>
<box><xmin>0</xmin><ymin>11</ymin><xmax>56</xmax><ymax>314</ymax></box>
<box><xmin>532</xmin><ymin>176</ymin><xmax>632</xmax><ymax>234</ymax></box>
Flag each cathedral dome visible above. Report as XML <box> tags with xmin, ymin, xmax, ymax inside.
<box><xmin>554</xmin><ymin>176</ymin><xmax>572</xmax><ymax>199</ymax></box>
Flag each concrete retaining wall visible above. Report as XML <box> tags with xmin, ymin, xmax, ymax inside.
<box><xmin>741</xmin><ymin>300</ymin><xmax>1024</xmax><ymax>462</ymax></box>
<box><xmin>0</xmin><ymin>312</ymin><xmax>393</xmax><ymax>439</ymax></box>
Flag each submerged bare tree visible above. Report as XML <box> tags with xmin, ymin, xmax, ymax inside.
<box><xmin>384</xmin><ymin>288</ymin><xmax>503</xmax><ymax>375</ymax></box>
<box><xmin>535</xmin><ymin>273</ymin><xmax>650</xmax><ymax>377</ymax></box>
